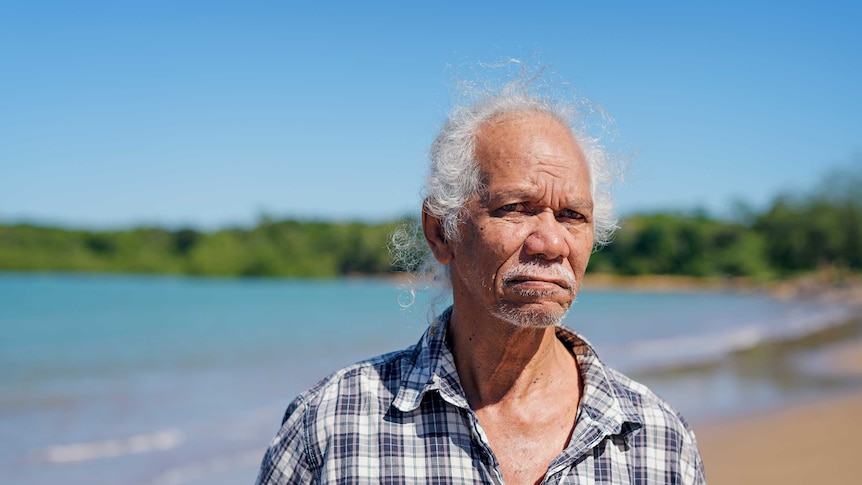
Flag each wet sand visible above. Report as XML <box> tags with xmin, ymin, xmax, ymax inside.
<box><xmin>696</xmin><ymin>338</ymin><xmax>862</xmax><ymax>484</ymax></box>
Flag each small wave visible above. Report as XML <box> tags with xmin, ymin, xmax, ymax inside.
<box><xmin>621</xmin><ymin>306</ymin><xmax>857</xmax><ymax>371</ymax></box>
<box><xmin>149</xmin><ymin>449</ymin><xmax>262</xmax><ymax>485</ymax></box>
<box><xmin>627</xmin><ymin>326</ymin><xmax>765</xmax><ymax>367</ymax></box>
<box><xmin>37</xmin><ymin>429</ymin><xmax>183</xmax><ymax>464</ymax></box>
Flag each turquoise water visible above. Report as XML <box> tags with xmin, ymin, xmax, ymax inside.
<box><xmin>0</xmin><ymin>273</ymin><xmax>851</xmax><ymax>484</ymax></box>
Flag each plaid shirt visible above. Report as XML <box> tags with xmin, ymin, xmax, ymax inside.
<box><xmin>256</xmin><ymin>308</ymin><xmax>706</xmax><ymax>484</ymax></box>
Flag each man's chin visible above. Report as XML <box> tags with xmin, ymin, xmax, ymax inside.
<box><xmin>492</xmin><ymin>303</ymin><xmax>568</xmax><ymax>329</ymax></box>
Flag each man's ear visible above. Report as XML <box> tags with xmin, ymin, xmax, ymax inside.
<box><xmin>422</xmin><ymin>202</ymin><xmax>454</xmax><ymax>265</ymax></box>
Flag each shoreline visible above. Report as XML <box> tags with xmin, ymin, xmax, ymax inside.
<box><xmin>594</xmin><ymin>271</ymin><xmax>862</xmax><ymax>484</ymax></box>
<box><xmin>584</xmin><ymin>271</ymin><xmax>862</xmax><ymax>303</ymax></box>
<box><xmin>696</xmin><ymin>389</ymin><xmax>862</xmax><ymax>484</ymax></box>
<box><xmin>690</xmin><ymin>297</ymin><xmax>862</xmax><ymax>484</ymax></box>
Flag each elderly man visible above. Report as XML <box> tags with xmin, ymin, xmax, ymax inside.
<box><xmin>256</xmin><ymin>88</ymin><xmax>706</xmax><ymax>484</ymax></box>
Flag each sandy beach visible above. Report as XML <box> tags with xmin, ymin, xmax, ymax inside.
<box><xmin>696</xmin><ymin>339</ymin><xmax>862</xmax><ymax>484</ymax></box>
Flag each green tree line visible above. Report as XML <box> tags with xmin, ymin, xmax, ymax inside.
<box><xmin>591</xmin><ymin>162</ymin><xmax>862</xmax><ymax>280</ymax></box>
<box><xmin>0</xmin><ymin>219</ymin><xmax>399</xmax><ymax>278</ymax></box>
<box><xmin>2</xmin><ymin>163</ymin><xmax>859</xmax><ymax>279</ymax></box>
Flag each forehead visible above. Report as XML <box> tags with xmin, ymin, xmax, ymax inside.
<box><xmin>474</xmin><ymin>111</ymin><xmax>590</xmax><ymax>198</ymax></box>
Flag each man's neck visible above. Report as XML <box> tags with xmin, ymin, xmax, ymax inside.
<box><xmin>447</xmin><ymin>307</ymin><xmax>581</xmax><ymax>409</ymax></box>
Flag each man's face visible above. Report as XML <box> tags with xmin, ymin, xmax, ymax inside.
<box><xmin>448</xmin><ymin>111</ymin><xmax>594</xmax><ymax>328</ymax></box>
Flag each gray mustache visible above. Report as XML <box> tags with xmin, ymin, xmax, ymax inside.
<box><xmin>501</xmin><ymin>262</ymin><xmax>576</xmax><ymax>289</ymax></box>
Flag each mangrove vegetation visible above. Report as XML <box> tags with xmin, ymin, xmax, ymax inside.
<box><xmin>2</xmin><ymin>163</ymin><xmax>860</xmax><ymax>280</ymax></box>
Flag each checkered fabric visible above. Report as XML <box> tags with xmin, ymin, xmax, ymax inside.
<box><xmin>256</xmin><ymin>308</ymin><xmax>706</xmax><ymax>484</ymax></box>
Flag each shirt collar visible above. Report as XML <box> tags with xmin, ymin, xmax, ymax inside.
<box><xmin>392</xmin><ymin>307</ymin><xmax>470</xmax><ymax>412</ymax></box>
<box><xmin>392</xmin><ymin>308</ymin><xmax>645</xmax><ymax>441</ymax></box>
<box><xmin>556</xmin><ymin>327</ymin><xmax>644</xmax><ymax>441</ymax></box>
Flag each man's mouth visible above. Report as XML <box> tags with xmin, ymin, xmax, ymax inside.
<box><xmin>506</xmin><ymin>275</ymin><xmax>572</xmax><ymax>290</ymax></box>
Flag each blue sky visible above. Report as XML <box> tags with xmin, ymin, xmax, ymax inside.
<box><xmin>1</xmin><ymin>1</ymin><xmax>860</xmax><ymax>229</ymax></box>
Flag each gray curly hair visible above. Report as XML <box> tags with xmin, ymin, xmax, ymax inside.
<box><xmin>391</xmin><ymin>67</ymin><xmax>621</xmax><ymax>291</ymax></box>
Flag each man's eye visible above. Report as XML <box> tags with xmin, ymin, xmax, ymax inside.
<box><xmin>493</xmin><ymin>203</ymin><xmax>528</xmax><ymax>217</ymax></box>
<box><xmin>559</xmin><ymin>209</ymin><xmax>587</xmax><ymax>221</ymax></box>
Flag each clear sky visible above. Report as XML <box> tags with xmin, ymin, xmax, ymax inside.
<box><xmin>1</xmin><ymin>0</ymin><xmax>860</xmax><ymax>229</ymax></box>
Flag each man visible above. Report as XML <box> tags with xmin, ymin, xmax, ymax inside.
<box><xmin>256</xmin><ymin>86</ymin><xmax>706</xmax><ymax>484</ymax></box>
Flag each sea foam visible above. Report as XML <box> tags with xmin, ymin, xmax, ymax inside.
<box><xmin>38</xmin><ymin>429</ymin><xmax>183</xmax><ymax>464</ymax></box>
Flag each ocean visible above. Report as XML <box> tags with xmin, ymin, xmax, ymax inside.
<box><xmin>0</xmin><ymin>273</ymin><xmax>853</xmax><ymax>484</ymax></box>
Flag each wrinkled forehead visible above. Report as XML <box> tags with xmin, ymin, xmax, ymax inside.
<box><xmin>473</xmin><ymin>111</ymin><xmax>590</xmax><ymax>196</ymax></box>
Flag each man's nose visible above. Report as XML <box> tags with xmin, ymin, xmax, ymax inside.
<box><xmin>523</xmin><ymin>210</ymin><xmax>570</xmax><ymax>261</ymax></box>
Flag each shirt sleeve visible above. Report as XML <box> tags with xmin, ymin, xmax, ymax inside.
<box><xmin>679</xmin><ymin>427</ymin><xmax>707</xmax><ymax>485</ymax></box>
<box><xmin>254</xmin><ymin>399</ymin><xmax>317</xmax><ymax>485</ymax></box>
